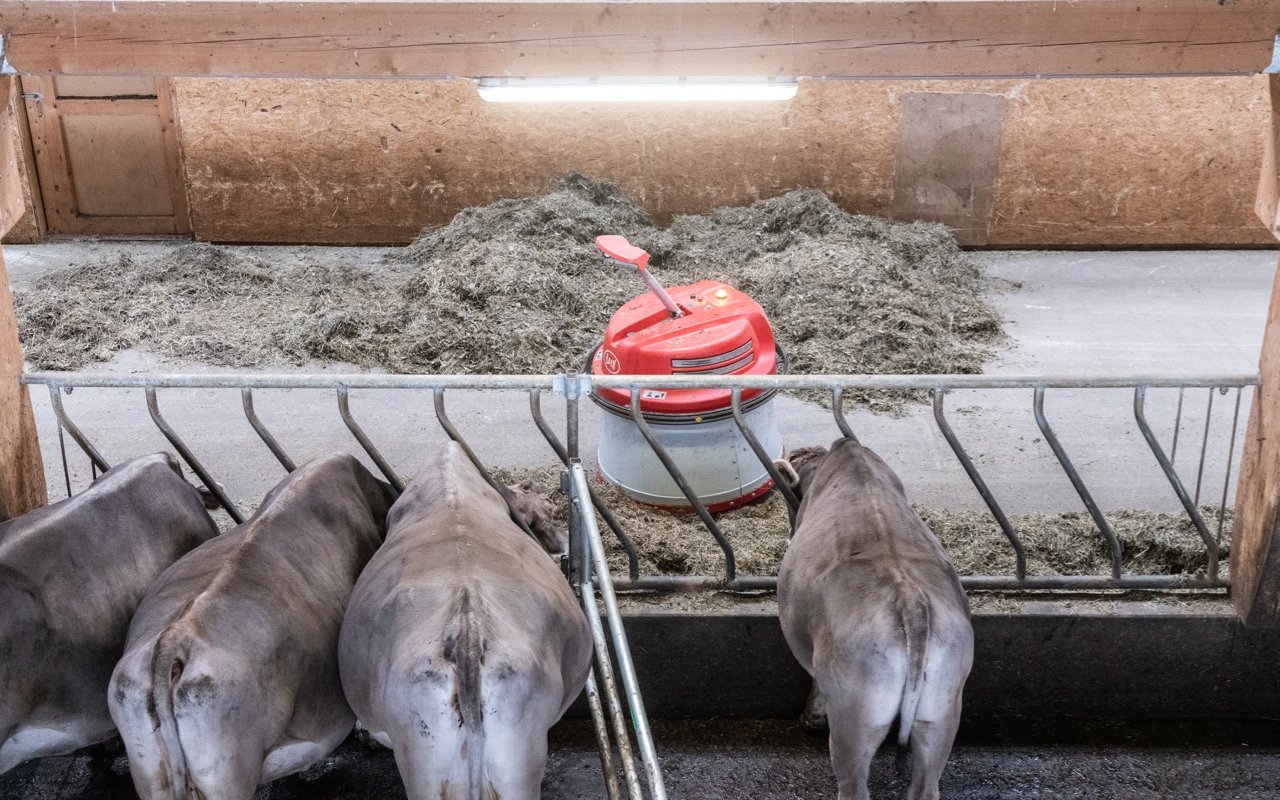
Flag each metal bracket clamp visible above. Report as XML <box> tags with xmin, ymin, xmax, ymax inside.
<box><xmin>553</xmin><ymin>372</ymin><xmax>592</xmax><ymax>399</ymax></box>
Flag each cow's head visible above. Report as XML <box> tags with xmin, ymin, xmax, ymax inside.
<box><xmin>773</xmin><ymin>446</ymin><xmax>829</xmax><ymax>527</ymax></box>
<box><xmin>504</xmin><ymin>479</ymin><xmax>569</xmax><ymax>558</ymax></box>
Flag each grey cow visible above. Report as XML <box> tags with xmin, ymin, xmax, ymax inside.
<box><xmin>109</xmin><ymin>453</ymin><xmax>397</xmax><ymax>800</ymax></box>
<box><xmin>339</xmin><ymin>443</ymin><xmax>592</xmax><ymax>800</ymax></box>
<box><xmin>777</xmin><ymin>437</ymin><xmax>974</xmax><ymax>800</ymax></box>
<box><xmin>0</xmin><ymin>453</ymin><xmax>217</xmax><ymax>774</ymax></box>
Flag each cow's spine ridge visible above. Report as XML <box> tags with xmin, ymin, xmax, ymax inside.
<box><xmin>895</xmin><ymin>583</ymin><xmax>930</xmax><ymax>748</ymax></box>
<box><xmin>149</xmin><ymin>628</ymin><xmax>193</xmax><ymax>800</ymax></box>
<box><xmin>446</xmin><ymin>589</ymin><xmax>488</xmax><ymax>800</ymax></box>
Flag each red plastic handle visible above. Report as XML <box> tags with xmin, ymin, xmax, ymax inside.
<box><xmin>595</xmin><ymin>235</ymin><xmax>650</xmax><ymax>270</ymax></box>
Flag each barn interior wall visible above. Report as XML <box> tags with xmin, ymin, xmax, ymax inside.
<box><xmin>4</xmin><ymin>75</ymin><xmax>1273</xmax><ymax>247</ymax></box>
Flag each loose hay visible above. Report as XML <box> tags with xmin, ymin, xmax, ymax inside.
<box><xmin>492</xmin><ymin>467</ymin><xmax>1228</xmax><ymax>580</ymax></box>
<box><xmin>16</xmin><ymin>175</ymin><xmax>1004</xmax><ymax>410</ymax></box>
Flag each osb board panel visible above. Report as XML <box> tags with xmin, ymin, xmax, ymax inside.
<box><xmin>892</xmin><ymin>92</ymin><xmax>1006</xmax><ymax>246</ymax></box>
<box><xmin>173</xmin><ymin>76</ymin><xmax>1273</xmax><ymax>246</ymax></box>
<box><xmin>991</xmin><ymin>76</ymin><xmax>1273</xmax><ymax>247</ymax></box>
<box><xmin>173</xmin><ymin>78</ymin><xmax>904</xmax><ymax>243</ymax></box>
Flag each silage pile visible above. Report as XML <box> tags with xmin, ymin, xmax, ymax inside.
<box><xmin>16</xmin><ymin>175</ymin><xmax>1004</xmax><ymax>409</ymax></box>
<box><xmin>493</xmin><ymin>467</ymin><xmax>1226</xmax><ymax>579</ymax></box>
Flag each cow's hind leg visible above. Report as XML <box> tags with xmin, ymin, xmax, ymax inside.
<box><xmin>904</xmin><ymin>684</ymin><xmax>964</xmax><ymax>800</ymax></box>
<box><xmin>822</xmin><ymin>673</ymin><xmax>900</xmax><ymax>800</ymax></box>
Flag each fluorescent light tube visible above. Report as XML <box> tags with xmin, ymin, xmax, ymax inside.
<box><xmin>477</xmin><ymin>77</ymin><xmax>799</xmax><ymax>104</ymax></box>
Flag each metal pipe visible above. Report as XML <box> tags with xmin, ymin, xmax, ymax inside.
<box><xmin>531</xmin><ymin>391</ymin><xmax>640</xmax><ymax>579</ymax></box>
<box><xmin>573</xmin><ymin>463</ymin><xmax>668</xmax><ymax>800</ymax></box>
<box><xmin>1133</xmin><ymin>387</ymin><xmax>1217</xmax><ymax>579</ymax></box>
<box><xmin>932</xmin><ymin>389</ymin><xmax>1027</xmax><ymax>579</ymax></box>
<box><xmin>145</xmin><ymin>387</ymin><xmax>244</xmax><ymax>524</ymax></box>
<box><xmin>1032</xmin><ymin>387</ymin><xmax>1122</xmax><ymax>580</ymax></box>
<box><xmin>47</xmin><ymin>384</ymin><xmax>110</xmax><ymax>473</ymax></box>
<box><xmin>608</xmin><ymin>573</ymin><xmax>1229</xmax><ymax>593</ymax></box>
<box><xmin>336</xmin><ymin>386</ymin><xmax>404</xmax><ymax>493</ymax></box>
<box><xmin>730</xmin><ymin>388</ymin><xmax>799</xmax><ymax>513</ymax></box>
<box><xmin>572</xmin><ymin>481</ymin><xmax>644</xmax><ymax>800</ymax></box>
<box><xmin>241</xmin><ymin>388</ymin><xmax>296</xmax><ymax>472</ymax></box>
<box><xmin>628</xmin><ymin>387</ymin><xmax>736</xmax><ymax>582</ymax></box>
<box><xmin>584</xmin><ymin>670</ymin><xmax>624</xmax><ymax>800</ymax></box>
<box><xmin>831</xmin><ymin>386</ymin><xmax>856</xmax><ymax>439</ymax></box>
<box><xmin>1194</xmin><ymin>387</ymin><xmax>1215</xmax><ymax>507</ymax></box>
<box><xmin>1170</xmin><ymin>387</ymin><xmax>1185</xmax><ymax>463</ymax></box>
<box><xmin>56</xmin><ymin>416</ymin><xmax>72</xmax><ymax>499</ymax></box>
<box><xmin>1217</xmin><ymin>387</ymin><xmax>1244</xmax><ymax>549</ymax></box>
<box><xmin>23</xmin><ymin>370</ymin><xmax>1261</xmax><ymax>392</ymax></box>
<box><xmin>433</xmin><ymin>387</ymin><xmax>538</xmax><ymax>541</ymax></box>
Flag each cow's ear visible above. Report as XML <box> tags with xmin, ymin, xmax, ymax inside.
<box><xmin>773</xmin><ymin>459</ymin><xmax>801</xmax><ymax>491</ymax></box>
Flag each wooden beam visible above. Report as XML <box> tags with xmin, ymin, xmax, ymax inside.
<box><xmin>0</xmin><ymin>75</ymin><xmax>46</xmax><ymax>519</ymax></box>
<box><xmin>1</xmin><ymin>1</ymin><xmax>1276</xmax><ymax>80</ymax></box>
<box><xmin>1236</xmin><ymin>71</ymin><xmax>1280</xmax><ymax>626</ymax></box>
<box><xmin>1259</xmin><ymin>76</ymin><xmax>1280</xmax><ymax>238</ymax></box>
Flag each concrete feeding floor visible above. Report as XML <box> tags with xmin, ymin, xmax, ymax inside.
<box><xmin>4</xmin><ymin>721</ymin><xmax>1280</xmax><ymax>800</ymax></box>
<box><xmin>6</xmin><ymin>244</ymin><xmax>1273</xmax><ymax>517</ymax></box>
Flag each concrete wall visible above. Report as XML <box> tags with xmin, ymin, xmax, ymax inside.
<box><xmin>6</xmin><ymin>75</ymin><xmax>1273</xmax><ymax>247</ymax></box>
<box><xmin>602</xmin><ymin>606</ymin><xmax>1280</xmax><ymax>722</ymax></box>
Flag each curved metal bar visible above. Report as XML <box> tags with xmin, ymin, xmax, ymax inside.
<box><xmin>1217</xmin><ymin>387</ymin><xmax>1244</xmax><ymax>550</ymax></box>
<box><xmin>1032</xmin><ymin>387</ymin><xmax>1122</xmax><ymax>579</ymax></box>
<box><xmin>1194</xmin><ymin>387</ymin><xmax>1215</xmax><ymax>506</ymax></box>
<box><xmin>145</xmin><ymin>386</ymin><xmax>245</xmax><ymax>524</ymax></box>
<box><xmin>1170</xmin><ymin>386</ymin><xmax>1185</xmax><ymax>463</ymax></box>
<box><xmin>1133</xmin><ymin>386</ymin><xmax>1217</xmax><ymax>579</ymax></box>
<box><xmin>530</xmin><ymin>391</ymin><xmax>640</xmax><ymax>580</ymax></box>
<box><xmin>730</xmin><ymin>388</ymin><xmax>799</xmax><ymax>513</ymax></box>
<box><xmin>433</xmin><ymin>388</ymin><xmax>537</xmax><ymax>541</ymax></box>
<box><xmin>572</xmin><ymin>463</ymin><xmax>668</xmax><ymax>800</ymax></box>
<box><xmin>336</xmin><ymin>386</ymin><xmax>404</xmax><ymax>493</ymax></box>
<box><xmin>48</xmin><ymin>384</ymin><xmax>110</xmax><ymax>474</ymax></box>
<box><xmin>831</xmin><ymin>386</ymin><xmax>856</xmax><ymax>439</ymax></box>
<box><xmin>241</xmin><ymin>388</ymin><xmax>296</xmax><ymax>473</ymax></box>
<box><xmin>932</xmin><ymin>389</ymin><xmax>1027</xmax><ymax>579</ymax></box>
<box><xmin>628</xmin><ymin>387</ymin><xmax>736</xmax><ymax>583</ymax></box>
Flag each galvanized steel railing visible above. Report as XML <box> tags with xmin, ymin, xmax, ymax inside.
<box><xmin>25</xmin><ymin>369</ymin><xmax>1256</xmax><ymax>593</ymax></box>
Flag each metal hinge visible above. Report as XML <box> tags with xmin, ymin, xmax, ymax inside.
<box><xmin>21</xmin><ymin>91</ymin><xmax>43</xmax><ymax>118</ymax></box>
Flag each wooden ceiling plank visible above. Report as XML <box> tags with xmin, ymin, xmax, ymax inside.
<box><xmin>2</xmin><ymin>1</ymin><xmax>1276</xmax><ymax>79</ymax></box>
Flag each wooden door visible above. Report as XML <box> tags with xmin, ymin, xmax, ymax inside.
<box><xmin>21</xmin><ymin>75</ymin><xmax>190</xmax><ymax>236</ymax></box>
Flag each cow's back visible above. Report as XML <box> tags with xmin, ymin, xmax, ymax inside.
<box><xmin>0</xmin><ymin>453</ymin><xmax>216</xmax><ymax>774</ymax></box>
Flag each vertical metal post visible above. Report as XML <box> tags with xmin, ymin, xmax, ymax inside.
<box><xmin>1194</xmin><ymin>387</ymin><xmax>1215</xmax><ymax>507</ymax></box>
<box><xmin>536</xmin><ymin>391</ymin><xmax>640</xmax><ymax>579</ymax></box>
<box><xmin>572</xmin><ymin>462</ymin><xmax>667</xmax><ymax>800</ymax></box>
<box><xmin>1217</xmin><ymin>387</ymin><xmax>1244</xmax><ymax>549</ymax></box>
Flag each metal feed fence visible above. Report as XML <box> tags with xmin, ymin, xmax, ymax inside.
<box><xmin>25</xmin><ymin>370</ymin><xmax>1254</xmax><ymax>593</ymax></box>
<box><xmin>22</xmin><ymin>369</ymin><xmax>1253</xmax><ymax>800</ymax></box>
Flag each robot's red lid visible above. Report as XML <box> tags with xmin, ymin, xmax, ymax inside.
<box><xmin>591</xmin><ymin>279</ymin><xmax>778</xmax><ymax>416</ymax></box>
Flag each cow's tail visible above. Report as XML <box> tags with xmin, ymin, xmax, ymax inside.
<box><xmin>149</xmin><ymin>627</ymin><xmax>193</xmax><ymax>800</ymax></box>
<box><xmin>443</xmin><ymin>589</ymin><xmax>490</xmax><ymax>800</ymax></box>
<box><xmin>896</xmin><ymin>583</ymin><xmax>931</xmax><ymax>749</ymax></box>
